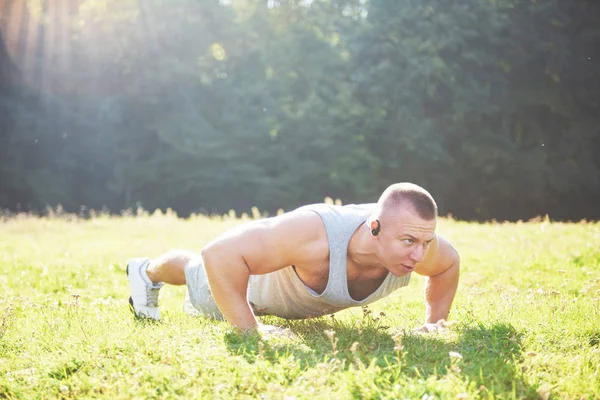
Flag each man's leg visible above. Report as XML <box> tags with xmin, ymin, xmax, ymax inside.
<box><xmin>127</xmin><ymin>250</ymin><xmax>198</xmax><ymax>320</ymax></box>
<box><xmin>146</xmin><ymin>250</ymin><xmax>198</xmax><ymax>285</ymax></box>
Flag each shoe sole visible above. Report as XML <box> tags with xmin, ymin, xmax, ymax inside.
<box><xmin>129</xmin><ymin>296</ymin><xmax>136</xmax><ymax>315</ymax></box>
<box><xmin>126</xmin><ymin>264</ymin><xmax>137</xmax><ymax>317</ymax></box>
<box><xmin>126</xmin><ymin>263</ymin><xmax>159</xmax><ymax>321</ymax></box>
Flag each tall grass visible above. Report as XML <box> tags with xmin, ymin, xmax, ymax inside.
<box><xmin>1</xmin><ymin>210</ymin><xmax>598</xmax><ymax>399</ymax></box>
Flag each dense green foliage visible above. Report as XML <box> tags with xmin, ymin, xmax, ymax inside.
<box><xmin>1</xmin><ymin>214</ymin><xmax>599</xmax><ymax>398</ymax></box>
<box><xmin>1</xmin><ymin>0</ymin><xmax>599</xmax><ymax>220</ymax></box>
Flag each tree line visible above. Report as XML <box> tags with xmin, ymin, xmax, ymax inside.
<box><xmin>1</xmin><ymin>0</ymin><xmax>599</xmax><ymax>220</ymax></box>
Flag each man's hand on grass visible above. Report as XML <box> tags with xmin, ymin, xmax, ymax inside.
<box><xmin>412</xmin><ymin>319</ymin><xmax>457</xmax><ymax>333</ymax></box>
<box><xmin>257</xmin><ymin>324</ymin><xmax>297</xmax><ymax>339</ymax></box>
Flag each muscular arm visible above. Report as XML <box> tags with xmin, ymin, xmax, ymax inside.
<box><xmin>415</xmin><ymin>235</ymin><xmax>460</xmax><ymax>326</ymax></box>
<box><xmin>424</xmin><ymin>258</ymin><xmax>459</xmax><ymax>323</ymax></box>
<box><xmin>201</xmin><ymin>210</ymin><xmax>324</xmax><ymax>331</ymax></box>
<box><xmin>200</xmin><ymin>245</ymin><xmax>256</xmax><ymax>330</ymax></box>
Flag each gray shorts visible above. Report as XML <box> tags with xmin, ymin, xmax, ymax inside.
<box><xmin>183</xmin><ymin>258</ymin><xmax>224</xmax><ymax>320</ymax></box>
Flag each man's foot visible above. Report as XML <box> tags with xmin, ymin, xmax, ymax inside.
<box><xmin>126</xmin><ymin>258</ymin><xmax>164</xmax><ymax>320</ymax></box>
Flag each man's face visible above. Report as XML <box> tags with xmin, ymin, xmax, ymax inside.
<box><xmin>374</xmin><ymin>207</ymin><xmax>436</xmax><ymax>276</ymax></box>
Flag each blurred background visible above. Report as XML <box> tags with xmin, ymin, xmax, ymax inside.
<box><xmin>0</xmin><ymin>0</ymin><xmax>598</xmax><ymax>220</ymax></box>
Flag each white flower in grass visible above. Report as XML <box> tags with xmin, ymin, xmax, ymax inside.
<box><xmin>449</xmin><ymin>351</ymin><xmax>463</xmax><ymax>360</ymax></box>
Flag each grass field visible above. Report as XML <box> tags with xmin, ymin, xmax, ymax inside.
<box><xmin>1</xmin><ymin>209</ymin><xmax>599</xmax><ymax>399</ymax></box>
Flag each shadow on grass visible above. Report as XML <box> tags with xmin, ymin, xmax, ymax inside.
<box><xmin>224</xmin><ymin>319</ymin><xmax>538</xmax><ymax>397</ymax></box>
<box><xmin>223</xmin><ymin>317</ymin><xmax>397</xmax><ymax>369</ymax></box>
<box><xmin>403</xmin><ymin>323</ymin><xmax>538</xmax><ymax>397</ymax></box>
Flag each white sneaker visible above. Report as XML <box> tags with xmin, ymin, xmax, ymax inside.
<box><xmin>127</xmin><ymin>258</ymin><xmax>163</xmax><ymax>320</ymax></box>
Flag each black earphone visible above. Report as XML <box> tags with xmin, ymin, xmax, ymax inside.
<box><xmin>370</xmin><ymin>219</ymin><xmax>381</xmax><ymax>236</ymax></box>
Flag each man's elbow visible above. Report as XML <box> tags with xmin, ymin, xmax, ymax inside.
<box><xmin>451</xmin><ymin>249</ymin><xmax>460</xmax><ymax>270</ymax></box>
<box><xmin>447</xmin><ymin>251</ymin><xmax>460</xmax><ymax>278</ymax></box>
<box><xmin>201</xmin><ymin>242</ymin><xmax>249</xmax><ymax>275</ymax></box>
<box><xmin>432</xmin><ymin>251</ymin><xmax>460</xmax><ymax>279</ymax></box>
<box><xmin>201</xmin><ymin>242</ymin><xmax>224</xmax><ymax>271</ymax></box>
<box><xmin>452</xmin><ymin>249</ymin><xmax>460</xmax><ymax>270</ymax></box>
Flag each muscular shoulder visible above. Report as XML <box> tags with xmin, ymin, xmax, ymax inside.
<box><xmin>204</xmin><ymin>208</ymin><xmax>328</xmax><ymax>275</ymax></box>
<box><xmin>414</xmin><ymin>234</ymin><xmax>460</xmax><ymax>277</ymax></box>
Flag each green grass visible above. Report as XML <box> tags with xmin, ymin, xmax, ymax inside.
<box><xmin>1</xmin><ymin>210</ymin><xmax>599</xmax><ymax>399</ymax></box>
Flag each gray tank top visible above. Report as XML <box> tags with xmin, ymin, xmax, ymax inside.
<box><xmin>247</xmin><ymin>203</ymin><xmax>411</xmax><ymax>319</ymax></box>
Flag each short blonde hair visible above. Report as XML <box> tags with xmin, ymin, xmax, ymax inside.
<box><xmin>378</xmin><ymin>183</ymin><xmax>437</xmax><ymax>220</ymax></box>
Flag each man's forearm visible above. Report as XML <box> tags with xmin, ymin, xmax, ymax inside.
<box><xmin>202</xmin><ymin>248</ymin><xmax>258</xmax><ymax>331</ymax></box>
<box><xmin>424</xmin><ymin>261</ymin><xmax>460</xmax><ymax>323</ymax></box>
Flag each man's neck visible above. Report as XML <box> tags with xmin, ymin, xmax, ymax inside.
<box><xmin>347</xmin><ymin>224</ymin><xmax>387</xmax><ymax>279</ymax></box>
